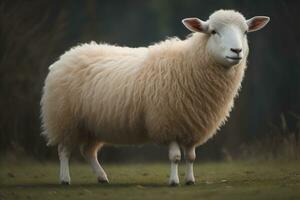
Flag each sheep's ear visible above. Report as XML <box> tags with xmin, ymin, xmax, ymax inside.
<box><xmin>246</xmin><ymin>16</ymin><xmax>270</xmax><ymax>32</ymax></box>
<box><xmin>182</xmin><ymin>18</ymin><xmax>209</xmax><ymax>33</ymax></box>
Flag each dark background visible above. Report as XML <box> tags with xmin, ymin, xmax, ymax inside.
<box><xmin>0</xmin><ymin>0</ymin><xmax>299</xmax><ymax>162</ymax></box>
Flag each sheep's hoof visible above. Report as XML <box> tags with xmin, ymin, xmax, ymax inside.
<box><xmin>185</xmin><ymin>181</ymin><xmax>195</xmax><ymax>185</ymax></box>
<box><xmin>98</xmin><ymin>178</ymin><xmax>109</xmax><ymax>184</ymax></box>
<box><xmin>169</xmin><ymin>181</ymin><xmax>179</xmax><ymax>187</ymax></box>
<box><xmin>60</xmin><ymin>181</ymin><xmax>70</xmax><ymax>185</ymax></box>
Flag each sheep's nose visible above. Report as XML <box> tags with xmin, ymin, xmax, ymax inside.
<box><xmin>230</xmin><ymin>48</ymin><xmax>242</xmax><ymax>54</ymax></box>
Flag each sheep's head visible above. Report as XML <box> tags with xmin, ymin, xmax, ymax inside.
<box><xmin>182</xmin><ymin>10</ymin><xmax>270</xmax><ymax>68</ymax></box>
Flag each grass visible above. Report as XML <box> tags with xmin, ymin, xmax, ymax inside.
<box><xmin>0</xmin><ymin>160</ymin><xmax>300</xmax><ymax>200</ymax></box>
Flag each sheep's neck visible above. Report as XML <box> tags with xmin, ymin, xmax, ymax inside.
<box><xmin>183</xmin><ymin>33</ymin><xmax>246</xmax><ymax>103</ymax></box>
<box><xmin>141</xmin><ymin>34</ymin><xmax>247</xmax><ymax>145</ymax></box>
<box><xmin>168</xmin><ymin>34</ymin><xmax>247</xmax><ymax>140</ymax></box>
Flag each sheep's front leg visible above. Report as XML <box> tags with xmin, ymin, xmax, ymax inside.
<box><xmin>184</xmin><ymin>146</ymin><xmax>196</xmax><ymax>185</ymax></box>
<box><xmin>168</xmin><ymin>141</ymin><xmax>181</xmax><ymax>186</ymax></box>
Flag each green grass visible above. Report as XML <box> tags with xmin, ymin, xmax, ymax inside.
<box><xmin>0</xmin><ymin>160</ymin><xmax>300</xmax><ymax>200</ymax></box>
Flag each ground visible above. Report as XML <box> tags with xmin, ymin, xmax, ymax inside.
<box><xmin>0</xmin><ymin>160</ymin><xmax>299</xmax><ymax>200</ymax></box>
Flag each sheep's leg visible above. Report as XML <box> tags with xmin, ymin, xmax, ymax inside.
<box><xmin>184</xmin><ymin>146</ymin><xmax>196</xmax><ymax>185</ymax></box>
<box><xmin>168</xmin><ymin>141</ymin><xmax>181</xmax><ymax>186</ymax></box>
<box><xmin>80</xmin><ymin>142</ymin><xmax>109</xmax><ymax>183</ymax></box>
<box><xmin>58</xmin><ymin>143</ymin><xmax>72</xmax><ymax>185</ymax></box>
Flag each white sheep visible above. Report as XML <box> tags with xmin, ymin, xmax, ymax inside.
<box><xmin>41</xmin><ymin>9</ymin><xmax>270</xmax><ymax>186</ymax></box>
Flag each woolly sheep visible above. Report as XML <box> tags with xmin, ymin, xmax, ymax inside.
<box><xmin>41</xmin><ymin>10</ymin><xmax>270</xmax><ymax>186</ymax></box>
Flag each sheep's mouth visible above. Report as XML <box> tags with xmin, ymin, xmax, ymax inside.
<box><xmin>226</xmin><ymin>56</ymin><xmax>242</xmax><ymax>61</ymax></box>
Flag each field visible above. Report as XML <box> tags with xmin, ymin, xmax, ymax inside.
<box><xmin>0</xmin><ymin>160</ymin><xmax>300</xmax><ymax>200</ymax></box>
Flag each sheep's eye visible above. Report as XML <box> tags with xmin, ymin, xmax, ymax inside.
<box><xmin>211</xmin><ymin>30</ymin><xmax>217</xmax><ymax>35</ymax></box>
<box><xmin>244</xmin><ymin>30</ymin><xmax>248</xmax><ymax>35</ymax></box>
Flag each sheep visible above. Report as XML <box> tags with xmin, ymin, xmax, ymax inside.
<box><xmin>41</xmin><ymin>9</ymin><xmax>270</xmax><ymax>186</ymax></box>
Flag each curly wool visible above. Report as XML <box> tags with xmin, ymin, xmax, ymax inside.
<box><xmin>41</xmin><ymin>28</ymin><xmax>247</xmax><ymax>148</ymax></box>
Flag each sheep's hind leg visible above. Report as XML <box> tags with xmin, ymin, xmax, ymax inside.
<box><xmin>80</xmin><ymin>142</ymin><xmax>109</xmax><ymax>184</ymax></box>
<box><xmin>183</xmin><ymin>146</ymin><xmax>196</xmax><ymax>185</ymax></box>
<box><xmin>168</xmin><ymin>141</ymin><xmax>181</xmax><ymax>186</ymax></box>
<box><xmin>58</xmin><ymin>143</ymin><xmax>72</xmax><ymax>185</ymax></box>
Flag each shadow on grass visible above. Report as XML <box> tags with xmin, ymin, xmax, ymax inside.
<box><xmin>0</xmin><ymin>182</ymin><xmax>169</xmax><ymax>189</ymax></box>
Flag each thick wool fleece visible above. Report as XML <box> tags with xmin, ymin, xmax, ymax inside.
<box><xmin>41</xmin><ymin>12</ymin><xmax>248</xmax><ymax>148</ymax></box>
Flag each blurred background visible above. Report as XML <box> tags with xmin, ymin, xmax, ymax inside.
<box><xmin>0</xmin><ymin>0</ymin><xmax>299</xmax><ymax>162</ymax></box>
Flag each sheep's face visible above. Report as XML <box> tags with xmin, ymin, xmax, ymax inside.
<box><xmin>182</xmin><ymin>10</ymin><xmax>270</xmax><ymax>68</ymax></box>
